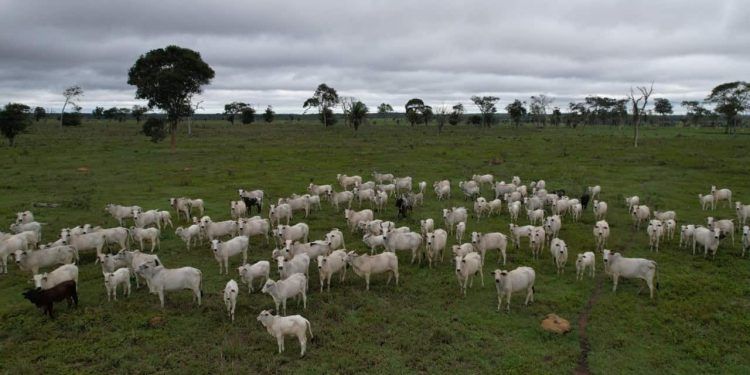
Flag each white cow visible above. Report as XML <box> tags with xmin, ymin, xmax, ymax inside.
<box><xmin>529</xmin><ymin>226</ymin><xmax>545</xmax><ymax>259</ymax></box>
<box><xmin>373</xmin><ymin>172</ymin><xmax>394</xmax><ymax>183</ymax></box>
<box><xmin>549</xmin><ymin>238</ymin><xmax>568</xmax><ymax>275</ymax></box>
<box><xmin>455</xmin><ymin>222</ymin><xmax>466</xmax><ymax>243</ymax></box>
<box><xmin>587</xmin><ymin>185</ymin><xmax>601</xmax><ymax>200</ymax></box>
<box><xmin>605</xmin><ymin>252</ymin><xmax>658</xmax><ymax>299</ymax></box>
<box><xmin>576</xmin><ymin>252</ymin><xmax>595</xmax><ymax>280</ymax></box>
<box><xmin>262</xmin><ymin>273</ymin><xmax>308</xmax><ymax>316</ymax></box>
<box><xmin>509</xmin><ymin>224</ymin><xmax>534</xmax><ymax>249</ymax></box>
<box><xmin>269</xmin><ymin>204</ymin><xmax>293</xmax><ymax>226</ymax></box>
<box><xmin>14</xmin><ymin>246</ymin><xmax>77</xmax><ymax>275</ymax></box>
<box><xmin>736</xmin><ymin>202</ymin><xmax>750</xmax><ymax>226</ymax></box>
<box><xmin>593</xmin><ymin>200</ymin><xmax>608</xmax><ymax>220</ymax></box>
<box><xmin>420</xmin><ymin>218</ymin><xmax>434</xmax><ymax>237</ymax></box>
<box><xmin>175</xmin><ymin>225</ymin><xmax>202</xmax><ymax>250</ymax></box>
<box><xmin>277</xmin><ymin>223</ymin><xmax>310</xmax><ymax>244</ymax></box>
<box><xmin>331</xmin><ymin>191</ymin><xmax>355</xmax><ymax>211</ymax></box>
<box><xmin>455</xmin><ymin>252</ymin><xmax>483</xmax><ymax>296</ymax></box>
<box><xmin>631</xmin><ymin>205</ymin><xmax>651</xmax><ymax>230</ymax></box>
<box><xmin>170</xmin><ymin>198</ymin><xmax>192</xmax><ymax>222</ymax></box>
<box><xmin>679</xmin><ymin>224</ymin><xmax>696</xmax><ymax>249</ymax></box>
<box><xmin>707</xmin><ymin>217</ymin><xmax>735</xmax><ymax>244</ymax></box>
<box><xmin>743</xmin><ymin>226</ymin><xmax>749</xmax><ymax>257</ymax></box>
<box><xmin>425</xmin><ymin>229</ymin><xmax>448</xmax><ymax>267</ymax></box>
<box><xmin>9</xmin><ymin>221</ymin><xmax>42</xmax><ymax>240</ymax></box>
<box><xmin>308</xmin><ymin>182</ymin><xmax>333</xmax><ymax>198</ymax></box>
<box><xmin>276</xmin><ymin>254</ymin><xmax>310</xmax><ymax>280</ymax></box>
<box><xmin>256</xmin><ymin>310</ymin><xmax>313</xmax><ymax>357</ymax></box>
<box><xmin>201</xmin><ymin>219</ymin><xmax>239</xmax><ymax>241</ymax></box>
<box><xmin>624</xmin><ymin>196</ymin><xmax>640</xmax><ymax>211</ymax></box>
<box><xmin>384</xmin><ymin>231</ymin><xmax>423</xmax><ymax>264</ymax></box>
<box><xmin>362</xmin><ymin>234</ymin><xmax>387</xmax><ymax>254</ymax></box>
<box><xmin>211</xmin><ymin>236</ymin><xmax>249</xmax><ymax>274</ymax></box>
<box><xmin>451</xmin><ymin>243</ymin><xmax>475</xmax><ymax>258</ymax></box>
<box><xmin>344</xmin><ymin>209</ymin><xmax>374</xmax><ymax>233</ymax></box>
<box><xmin>471</xmin><ymin>231</ymin><xmax>508</xmax><ymax>265</ymax></box>
<box><xmin>508</xmin><ymin>201</ymin><xmax>521</xmax><ymax>222</ymax></box>
<box><xmin>337</xmin><ymin>174</ymin><xmax>363</xmax><ymax>190</ymax></box>
<box><xmin>493</xmin><ymin>267</ymin><xmax>536</xmax><ymax>312</ymax></box>
<box><xmin>345</xmin><ymin>251</ymin><xmax>399</xmax><ymax>290</ymax></box>
<box><xmin>693</xmin><ymin>226</ymin><xmax>721</xmax><ymax>257</ymax></box>
<box><xmin>543</xmin><ymin>215</ymin><xmax>562</xmax><ymax>241</ymax></box>
<box><xmin>238</xmin><ymin>260</ymin><xmax>271</xmax><ymax>293</ymax></box>
<box><xmin>711</xmin><ymin>185</ymin><xmax>732</xmax><ymax>209</ymax></box>
<box><xmin>133</xmin><ymin>209</ymin><xmax>161</xmax><ymax>229</ymax></box>
<box><xmin>324</xmin><ymin>228</ymin><xmax>346</xmax><ymax>250</ymax></box>
<box><xmin>33</xmin><ymin>264</ymin><xmax>79</xmax><ymax>290</ymax></box>
<box><xmin>459</xmin><ymin>180</ymin><xmax>480</xmax><ymax>199</ymax></box>
<box><xmin>129</xmin><ymin>227</ymin><xmax>160</xmax><ymax>253</ymax></box>
<box><xmin>224</xmin><ymin>279</ymin><xmax>239</xmax><ymax>322</ymax></box>
<box><xmin>15</xmin><ymin>210</ymin><xmax>34</xmax><ymax>224</ymax></box>
<box><xmin>647</xmin><ymin>220</ymin><xmax>665</xmax><ymax>252</ymax></box>
<box><xmin>593</xmin><ymin>220</ymin><xmax>610</xmax><ymax>251</ymax></box>
<box><xmin>103</xmin><ymin>268</ymin><xmax>131</xmax><ymax>301</ymax></box>
<box><xmin>238</xmin><ymin>217</ymin><xmax>271</xmax><ymax>244</ymax></box>
<box><xmin>317</xmin><ymin>250</ymin><xmax>348</xmax><ymax>292</ymax></box>
<box><xmin>230</xmin><ymin>200</ymin><xmax>248</xmax><ymax>219</ymax></box>
<box><xmin>394</xmin><ymin>176</ymin><xmax>413</xmax><ymax>193</ymax></box>
<box><xmin>135</xmin><ymin>263</ymin><xmax>202</xmax><ymax>308</ymax></box>
<box><xmin>472</xmin><ymin>174</ymin><xmax>494</xmax><ymax>188</ymax></box>
<box><xmin>527</xmin><ymin>209</ymin><xmax>544</xmax><ymax>225</ymax></box>
<box><xmin>433</xmin><ymin>180</ymin><xmax>451</xmax><ymax>200</ymax></box>
<box><xmin>698</xmin><ymin>194</ymin><xmax>715</xmax><ymax>211</ymax></box>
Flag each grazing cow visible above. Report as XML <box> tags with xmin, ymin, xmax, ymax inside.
<box><xmin>256</xmin><ymin>310</ymin><xmax>313</xmax><ymax>357</ymax></box>
<box><xmin>605</xmin><ymin>252</ymin><xmax>658</xmax><ymax>299</ymax></box>
<box><xmin>576</xmin><ymin>252</ymin><xmax>595</xmax><ymax>280</ymax></box>
<box><xmin>22</xmin><ymin>280</ymin><xmax>78</xmax><ymax>318</ymax></box>
<box><xmin>472</xmin><ymin>174</ymin><xmax>494</xmax><ymax>189</ymax></box>
<box><xmin>493</xmin><ymin>267</ymin><xmax>535</xmax><ymax>312</ymax></box>
<box><xmin>455</xmin><ymin>252</ymin><xmax>484</xmax><ymax>296</ymax></box>
<box><xmin>345</xmin><ymin>251</ymin><xmax>399</xmax><ymax>290</ymax></box>
<box><xmin>238</xmin><ymin>261</ymin><xmax>271</xmax><ymax>293</ymax></box>
<box><xmin>459</xmin><ymin>180</ymin><xmax>480</xmax><ymax>200</ymax></box>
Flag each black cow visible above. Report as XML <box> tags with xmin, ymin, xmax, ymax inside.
<box><xmin>580</xmin><ymin>192</ymin><xmax>591</xmax><ymax>210</ymax></box>
<box><xmin>22</xmin><ymin>280</ymin><xmax>78</xmax><ymax>319</ymax></box>
<box><xmin>241</xmin><ymin>196</ymin><xmax>262</xmax><ymax>216</ymax></box>
<box><xmin>395</xmin><ymin>196</ymin><xmax>412</xmax><ymax>219</ymax></box>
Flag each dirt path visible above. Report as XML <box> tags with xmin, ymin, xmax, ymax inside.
<box><xmin>574</xmin><ymin>276</ymin><xmax>603</xmax><ymax>375</ymax></box>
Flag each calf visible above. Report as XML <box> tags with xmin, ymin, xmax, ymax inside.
<box><xmin>576</xmin><ymin>252</ymin><xmax>595</xmax><ymax>280</ymax></box>
<box><xmin>224</xmin><ymin>279</ymin><xmax>239</xmax><ymax>322</ymax></box>
<box><xmin>647</xmin><ymin>220</ymin><xmax>665</xmax><ymax>252</ymax></box>
<box><xmin>493</xmin><ymin>267</ymin><xmax>535</xmax><ymax>312</ymax></box>
<box><xmin>22</xmin><ymin>280</ymin><xmax>78</xmax><ymax>318</ymax></box>
<box><xmin>103</xmin><ymin>268</ymin><xmax>131</xmax><ymax>301</ymax></box>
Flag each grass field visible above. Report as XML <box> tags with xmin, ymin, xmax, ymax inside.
<box><xmin>0</xmin><ymin>119</ymin><xmax>748</xmax><ymax>374</ymax></box>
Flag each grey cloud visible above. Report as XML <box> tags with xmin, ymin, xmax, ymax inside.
<box><xmin>0</xmin><ymin>0</ymin><xmax>748</xmax><ymax>114</ymax></box>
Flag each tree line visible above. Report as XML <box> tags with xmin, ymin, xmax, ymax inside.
<box><xmin>1</xmin><ymin>44</ymin><xmax>748</xmax><ymax>148</ymax></box>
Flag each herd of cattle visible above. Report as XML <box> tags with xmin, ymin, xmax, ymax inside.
<box><xmin>2</xmin><ymin>172</ymin><xmax>748</xmax><ymax>357</ymax></box>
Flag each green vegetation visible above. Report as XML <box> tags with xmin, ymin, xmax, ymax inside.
<box><xmin>0</xmin><ymin>120</ymin><xmax>748</xmax><ymax>373</ymax></box>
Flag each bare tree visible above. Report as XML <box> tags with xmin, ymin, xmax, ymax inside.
<box><xmin>185</xmin><ymin>94</ymin><xmax>203</xmax><ymax>137</ymax></box>
<box><xmin>627</xmin><ymin>83</ymin><xmax>654</xmax><ymax>148</ymax></box>
<box><xmin>340</xmin><ymin>96</ymin><xmax>356</xmax><ymax>128</ymax></box>
<box><xmin>529</xmin><ymin>94</ymin><xmax>553</xmax><ymax>127</ymax></box>
<box><xmin>60</xmin><ymin>85</ymin><xmax>83</xmax><ymax>128</ymax></box>
<box><xmin>435</xmin><ymin>105</ymin><xmax>449</xmax><ymax>134</ymax></box>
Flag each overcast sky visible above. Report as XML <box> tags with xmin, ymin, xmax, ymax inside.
<box><xmin>1</xmin><ymin>0</ymin><xmax>747</xmax><ymax>114</ymax></box>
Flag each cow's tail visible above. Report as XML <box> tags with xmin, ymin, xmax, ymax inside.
<box><xmin>306</xmin><ymin>318</ymin><xmax>313</xmax><ymax>338</ymax></box>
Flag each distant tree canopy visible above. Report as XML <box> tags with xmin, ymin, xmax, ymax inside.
<box><xmin>551</xmin><ymin>107</ymin><xmax>562</xmax><ymax>126</ymax></box>
<box><xmin>705</xmin><ymin>81</ymin><xmax>749</xmax><ymax>134</ymax></box>
<box><xmin>448</xmin><ymin>103</ymin><xmax>463</xmax><ymax>125</ymax></box>
<box><xmin>224</xmin><ymin>101</ymin><xmax>248</xmax><ymax>125</ymax></box>
<box><xmin>241</xmin><ymin>107</ymin><xmax>256</xmax><ymax>124</ymax></box>
<box><xmin>505</xmin><ymin>100</ymin><xmax>527</xmax><ymax>128</ymax></box>
<box><xmin>348</xmin><ymin>101</ymin><xmax>368</xmax><ymax>131</ymax></box>
<box><xmin>128</xmin><ymin>45</ymin><xmax>215</xmax><ymax>149</ymax></box>
<box><xmin>405</xmin><ymin>98</ymin><xmax>426</xmax><ymax>126</ymax></box>
<box><xmin>92</xmin><ymin>106</ymin><xmax>104</xmax><ymax>119</ymax></box>
<box><xmin>142</xmin><ymin>117</ymin><xmax>167</xmax><ymax>143</ymax></box>
<box><xmin>33</xmin><ymin>107</ymin><xmax>46</xmax><ymax>122</ymax></box>
<box><xmin>62</xmin><ymin>105</ymin><xmax>83</xmax><ymax>127</ymax></box>
<box><xmin>0</xmin><ymin>103</ymin><xmax>31</xmax><ymax>146</ymax></box>
<box><xmin>653</xmin><ymin>98</ymin><xmax>673</xmax><ymax>118</ymax></box>
<box><xmin>131</xmin><ymin>105</ymin><xmax>148</xmax><ymax>123</ymax></box>
<box><xmin>681</xmin><ymin>100</ymin><xmax>714</xmax><ymax>126</ymax></box>
<box><xmin>104</xmin><ymin>107</ymin><xmax>130</xmax><ymax>122</ymax></box>
<box><xmin>263</xmin><ymin>105</ymin><xmax>275</xmax><ymax>123</ymax></box>
<box><xmin>529</xmin><ymin>94</ymin><xmax>553</xmax><ymax>127</ymax></box>
<box><xmin>377</xmin><ymin>103</ymin><xmax>393</xmax><ymax>114</ymax></box>
<box><xmin>303</xmin><ymin>83</ymin><xmax>339</xmax><ymax>127</ymax></box>
<box><xmin>470</xmin><ymin>95</ymin><xmax>499</xmax><ymax>127</ymax></box>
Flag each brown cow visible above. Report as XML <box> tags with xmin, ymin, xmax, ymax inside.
<box><xmin>22</xmin><ymin>280</ymin><xmax>78</xmax><ymax>318</ymax></box>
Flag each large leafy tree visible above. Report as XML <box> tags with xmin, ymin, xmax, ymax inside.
<box><xmin>405</xmin><ymin>98</ymin><xmax>425</xmax><ymax>126</ymax></box>
<box><xmin>705</xmin><ymin>81</ymin><xmax>749</xmax><ymax>134</ymax></box>
<box><xmin>60</xmin><ymin>85</ymin><xmax>83</xmax><ymax>129</ymax></box>
<box><xmin>224</xmin><ymin>101</ymin><xmax>248</xmax><ymax>125</ymax></box>
<box><xmin>653</xmin><ymin>98</ymin><xmax>673</xmax><ymax>123</ymax></box>
<box><xmin>127</xmin><ymin>45</ymin><xmax>215</xmax><ymax>150</ymax></box>
<box><xmin>471</xmin><ymin>95</ymin><xmax>499</xmax><ymax>127</ymax></box>
<box><xmin>303</xmin><ymin>83</ymin><xmax>339</xmax><ymax>127</ymax></box>
<box><xmin>241</xmin><ymin>107</ymin><xmax>256</xmax><ymax>124</ymax></box>
<box><xmin>505</xmin><ymin>100</ymin><xmax>527</xmax><ymax>128</ymax></box>
<box><xmin>0</xmin><ymin>103</ymin><xmax>31</xmax><ymax>146</ymax></box>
